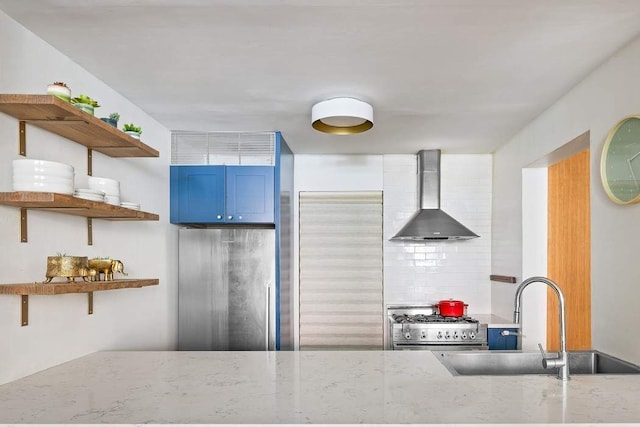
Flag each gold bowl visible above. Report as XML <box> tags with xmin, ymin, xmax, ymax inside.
<box><xmin>45</xmin><ymin>256</ymin><xmax>88</xmax><ymax>282</ymax></box>
<box><xmin>88</xmin><ymin>258</ymin><xmax>113</xmax><ymax>271</ymax></box>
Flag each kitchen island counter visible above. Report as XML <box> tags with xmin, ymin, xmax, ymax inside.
<box><xmin>0</xmin><ymin>350</ymin><xmax>638</xmax><ymax>424</ymax></box>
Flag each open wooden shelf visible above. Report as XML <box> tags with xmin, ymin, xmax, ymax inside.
<box><xmin>0</xmin><ymin>191</ymin><xmax>159</xmax><ymax>220</ymax></box>
<box><xmin>0</xmin><ymin>94</ymin><xmax>158</xmax><ymax>158</ymax></box>
<box><xmin>0</xmin><ymin>278</ymin><xmax>159</xmax><ymax>295</ymax></box>
<box><xmin>0</xmin><ymin>278</ymin><xmax>159</xmax><ymax>326</ymax></box>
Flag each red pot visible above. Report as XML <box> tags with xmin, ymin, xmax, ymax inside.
<box><xmin>436</xmin><ymin>299</ymin><xmax>468</xmax><ymax>317</ymax></box>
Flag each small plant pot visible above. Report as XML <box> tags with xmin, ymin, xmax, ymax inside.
<box><xmin>74</xmin><ymin>102</ymin><xmax>95</xmax><ymax>115</ymax></box>
<box><xmin>47</xmin><ymin>84</ymin><xmax>71</xmax><ymax>102</ymax></box>
<box><xmin>125</xmin><ymin>130</ymin><xmax>141</xmax><ymax>139</ymax></box>
<box><xmin>45</xmin><ymin>256</ymin><xmax>89</xmax><ymax>282</ymax></box>
<box><xmin>100</xmin><ymin>117</ymin><xmax>118</xmax><ymax>127</ymax></box>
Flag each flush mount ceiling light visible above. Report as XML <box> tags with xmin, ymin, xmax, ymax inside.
<box><xmin>311</xmin><ymin>97</ymin><xmax>374</xmax><ymax>135</ymax></box>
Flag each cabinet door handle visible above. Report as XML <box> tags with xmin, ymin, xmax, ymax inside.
<box><xmin>227</xmin><ymin>215</ymin><xmax>233</xmax><ymax>220</ymax></box>
<box><xmin>216</xmin><ymin>214</ymin><xmax>223</xmax><ymax>220</ymax></box>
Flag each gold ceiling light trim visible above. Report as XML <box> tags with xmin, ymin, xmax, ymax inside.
<box><xmin>311</xmin><ymin>97</ymin><xmax>374</xmax><ymax>135</ymax></box>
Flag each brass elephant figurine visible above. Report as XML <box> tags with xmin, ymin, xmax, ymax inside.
<box><xmin>87</xmin><ymin>259</ymin><xmax>128</xmax><ymax>281</ymax></box>
<box><xmin>80</xmin><ymin>267</ymin><xmax>98</xmax><ymax>282</ymax></box>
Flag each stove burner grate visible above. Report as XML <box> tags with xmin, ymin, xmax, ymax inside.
<box><xmin>391</xmin><ymin>313</ymin><xmax>479</xmax><ymax>324</ymax></box>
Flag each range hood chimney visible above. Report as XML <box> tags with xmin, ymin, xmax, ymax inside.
<box><xmin>391</xmin><ymin>150</ymin><xmax>479</xmax><ymax>241</ymax></box>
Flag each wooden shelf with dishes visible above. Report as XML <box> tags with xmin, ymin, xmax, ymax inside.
<box><xmin>0</xmin><ymin>191</ymin><xmax>159</xmax><ymax>220</ymax></box>
<box><xmin>0</xmin><ymin>94</ymin><xmax>160</xmax><ymax>244</ymax></box>
<box><xmin>0</xmin><ymin>278</ymin><xmax>159</xmax><ymax>326</ymax></box>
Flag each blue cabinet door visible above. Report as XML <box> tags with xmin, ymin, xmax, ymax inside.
<box><xmin>488</xmin><ymin>328</ymin><xmax>518</xmax><ymax>350</ymax></box>
<box><xmin>225</xmin><ymin>166</ymin><xmax>275</xmax><ymax>223</ymax></box>
<box><xmin>170</xmin><ymin>165</ymin><xmax>225</xmax><ymax>223</ymax></box>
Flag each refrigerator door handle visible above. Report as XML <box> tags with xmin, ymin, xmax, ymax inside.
<box><xmin>265</xmin><ymin>280</ymin><xmax>271</xmax><ymax>351</ymax></box>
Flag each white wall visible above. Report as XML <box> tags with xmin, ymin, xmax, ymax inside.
<box><xmin>0</xmin><ymin>11</ymin><xmax>176</xmax><ymax>385</ymax></box>
<box><xmin>492</xmin><ymin>33</ymin><xmax>640</xmax><ymax>363</ymax></box>
<box><xmin>383</xmin><ymin>155</ymin><xmax>492</xmax><ymax>311</ymax></box>
<box><xmin>294</xmin><ymin>154</ymin><xmax>492</xmax><ymax>349</ymax></box>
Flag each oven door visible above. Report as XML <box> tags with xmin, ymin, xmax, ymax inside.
<box><xmin>393</xmin><ymin>343</ymin><xmax>489</xmax><ymax>351</ymax></box>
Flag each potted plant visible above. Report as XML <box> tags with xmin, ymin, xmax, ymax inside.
<box><xmin>46</xmin><ymin>81</ymin><xmax>71</xmax><ymax>102</ymax></box>
<box><xmin>123</xmin><ymin>123</ymin><xmax>142</xmax><ymax>139</ymax></box>
<box><xmin>100</xmin><ymin>112</ymin><xmax>120</xmax><ymax>127</ymax></box>
<box><xmin>70</xmin><ymin>94</ymin><xmax>100</xmax><ymax>115</ymax></box>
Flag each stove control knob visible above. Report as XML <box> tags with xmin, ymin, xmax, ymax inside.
<box><xmin>404</xmin><ymin>332</ymin><xmax>411</xmax><ymax>340</ymax></box>
<box><xmin>437</xmin><ymin>332</ymin><xmax>443</xmax><ymax>339</ymax></box>
<box><xmin>453</xmin><ymin>332</ymin><xmax>459</xmax><ymax>340</ymax></box>
<box><xmin>444</xmin><ymin>331</ymin><xmax>451</xmax><ymax>339</ymax></box>
<box><xmin>461</xmin><ymin>332</ymin><xmax>467</xmax><ymax>340</ymax></box>
<box><xmin>420</xmin><ymin>331</ymin><xmax>427</xmax><ymax>339</ymax></box>
<box><xmin>469</xmin><ymin>331</ymin><xmax>476</xmax><ymax>340</ymax></box>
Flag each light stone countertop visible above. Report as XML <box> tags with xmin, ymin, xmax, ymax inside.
<box><xmin>0</xmin><ymin>350</ymin><xmax>638</xmax><ymax>425</ymax></box>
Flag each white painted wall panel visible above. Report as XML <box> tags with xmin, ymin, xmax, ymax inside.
<box><xmin>492</xmin><ymin>30</ymin><xmax>640</xmax><ymax>363</ymax></box>
<box><xmin>294</xmin><ymin>154</ymin><xmax>492</xmax><ymax>350</ymax></box>
<box><xmin>0</xmin><ymin>10</ymin><xmax>175</xmax><ymax>385</ymax></box>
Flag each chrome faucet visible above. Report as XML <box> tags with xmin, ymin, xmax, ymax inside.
<box><xmin>514</xmin><ymin>276</ymin><xmax>570</xmax><ymax>381</ymax></box>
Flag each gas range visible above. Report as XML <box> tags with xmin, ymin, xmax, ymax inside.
<box><xmin>387</xmin><ymin>305</ymin><xmax>488</xmax><ymax>350</ymax></box>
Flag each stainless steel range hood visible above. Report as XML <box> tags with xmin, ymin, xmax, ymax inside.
<box><xmin>391</xmin><ymin>150</ymin><xmax>479</xmax><ymax>241</ymax></box>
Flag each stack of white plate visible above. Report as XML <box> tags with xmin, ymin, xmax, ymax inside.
<box><xmin>88</xmin><ymin>176</ymin><xmax>120</xmax><ymax>205</ymax></box>
<box><xmin>120</xmin><ymin>201</ymin><xmax>140</xmax><ymax>211</ymax></box>
<box><xmin>12</xmin><ymin>159</ymin><xmax>74</xmax><ymax>194</ymax></box>
<box><xmin>74</xmin><ymin>188</ymin><xmax>105</xmax><ymax>202</ymax></box>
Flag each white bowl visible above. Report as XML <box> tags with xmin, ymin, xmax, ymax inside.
<box><xmin>13</xmin><ymin>159</ymin><xmax>74</xmax><ymax>178</ymax></box>
<box><xmin>88</xmin><ymin>176</ymin><xmax>119</xmax><ymax>189</ymax></box>
<box><xmin>13</xmin><ymin>181</ymin><xmax>73</xmax><ymax>194</ymax></box>
<box><xmin>13</xmin><ymin>174</ymin><xmax>74</xmax><ymax>185</ymax></box>
<box><xmin>75</xmin><ymin>194</ymin><xmax>105</xmax><ymax>202</ymax></box>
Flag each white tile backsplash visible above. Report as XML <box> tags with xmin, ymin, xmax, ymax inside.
<box><xmin>383</xmin><ymin>154</ymin><xmax>492</xmax><ymax>312</ymax></box>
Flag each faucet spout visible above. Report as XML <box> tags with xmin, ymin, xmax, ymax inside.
<box><xmin>513</xmin><ymin>276</ymin><xmax>570</xmax><ymax>381</ymax></box>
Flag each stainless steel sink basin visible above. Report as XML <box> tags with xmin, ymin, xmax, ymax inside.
<box><xmin>434</xmin><ymin>350</ymin><xmax>640</xmax><ymax>376</ymax></box>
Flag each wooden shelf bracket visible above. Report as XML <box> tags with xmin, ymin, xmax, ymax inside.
<box><xmin>19</xmin><ymin>120</ymin><xmax>26</xmax><ymax>156</ymax></box>
<box><xmin>88</xmin><ymin>291</ymin><xmax>93</xmax><ymax>315</ymax></box>
<box><xmin>87</xmin><ymin>218</ymin><xmax>93</xmax><ymax>246</ymax></box>
<box><xmin>20</xmin><ymin>208</ymin><xmax>27</xmax><ymax>242</ymax></box>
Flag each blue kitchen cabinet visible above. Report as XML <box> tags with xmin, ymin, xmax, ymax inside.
<box><xmin>170</xmin><ymin>165</ymin><xmax>274</xmax><ymax>224</ymax></box>
<box><xmin>488</xmin><ymin>328</ymin><xmax>518</xmax><ymax>350</ymax></box>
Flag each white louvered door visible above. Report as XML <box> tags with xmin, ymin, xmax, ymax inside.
<box><xmin>299</xmin><ymin>192</ymin><xmax>383</xmax><ymax>350</ymax></box>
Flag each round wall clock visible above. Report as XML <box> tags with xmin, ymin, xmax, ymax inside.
<box><xmin>600</xmin><ymin>115</ymin><xmax>640</xmax><ymax>204</ymax></box>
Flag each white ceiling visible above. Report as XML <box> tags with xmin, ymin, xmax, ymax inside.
<box><xmin>2</xmin><ymin>0</ymin><xmax>640</xmax><ymax>154</ymax></box>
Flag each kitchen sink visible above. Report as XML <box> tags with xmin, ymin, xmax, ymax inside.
<box><xmin>434</xmin><ymin>350</ymin><xmax>640</xmax><ymax>376</ymax></box>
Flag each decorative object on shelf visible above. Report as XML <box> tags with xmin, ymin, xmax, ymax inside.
<box><xmin>311</xmin><ymin>97</ymin><xmax>374</xmax><ymax>135</ymax></box>
<box><xmin>74</xmin><ymin>188</ymin><xmax>106</xmax><ymax>202</ymax></box>
<box><xmin>120</xmin><ymin>201</ymin><xmax>140</xmax><ymax>210</ymax></box>
<box><xmin>46</xmin><ymin>81</ymin><xmax>71</xmax><ymax>102</ymax></box>
<box><xmin>88</xmin><ymin>176</ymin><xmax>120</xmax><ymax>205</ymax></box>
<box><xmin>44</xmin><ymin>254</ymin><xmax>94</xmax><ymax>283</ymax></box>
<box><xmin>601</xmin><ymin>115</ymin><xmax>640</xmax><ymax>205</ymax></box>
<box><xmin>70</xmin><ymin>94</ymin><xmax>100</xmax><ymax>115</ymax></box>
<box><xmin>88</xmin><ymin>258</ymin><xmax>128</xmax><ymax>281</ymax></box>
<box><xmin>100</xmin><ymin>112</ymin><xmax>120</xmax><ymax>127</ymax></box>
<box><xmin>123</xmin><ymin>123</ymin><xmax>142</xmax><ymax>139</ymax></box>
<box><xmin>12</xmin><ymin>158</ymin><xmax>74</xmax><ymax>195</ymax></box>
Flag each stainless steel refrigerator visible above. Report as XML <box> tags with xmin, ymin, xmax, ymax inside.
<box><xmin>178</xmin><ymin>228</ymin><xmax>276</xmax><ymax>350</ymax></box>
